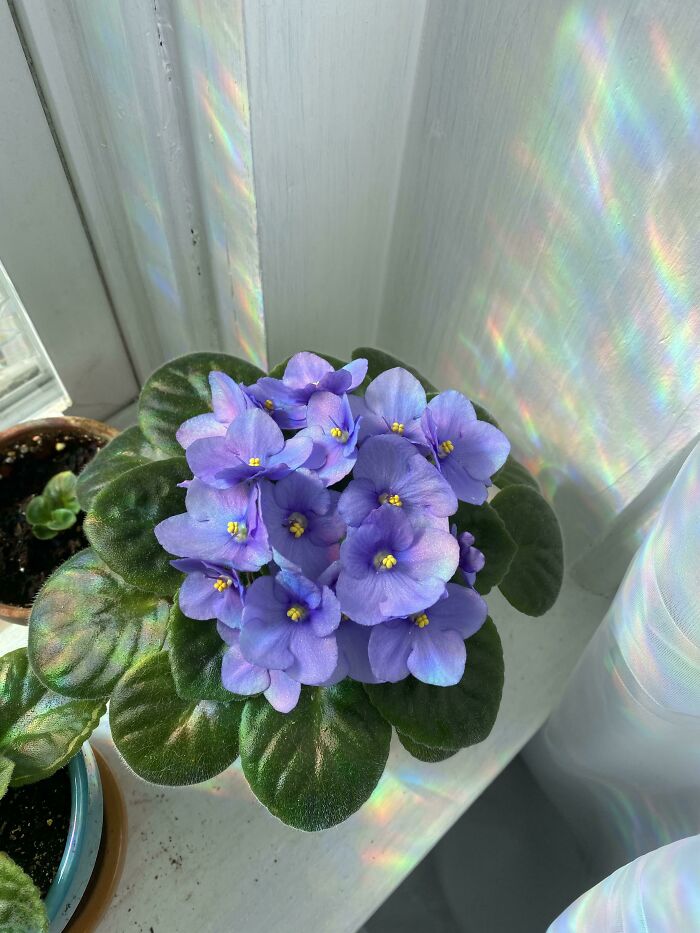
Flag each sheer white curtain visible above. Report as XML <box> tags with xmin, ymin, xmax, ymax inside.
<box><xmin>526</xmin><ymin>439</ymin><xmax>700</xmax><ymax>880</ymax></box>
<box><xmin>549</xmin><ymin>835</ymin><xmax>700</xmax><ymax>932</ymax></box>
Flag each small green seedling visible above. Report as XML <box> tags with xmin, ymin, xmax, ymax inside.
<box><xmin>25</xmin><ymin>471</ymin><xmax>81</xmax><ymax>540</ymax></box>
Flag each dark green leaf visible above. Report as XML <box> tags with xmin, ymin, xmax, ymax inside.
<box><xmin>31</xmin><ymin>525</ymin><xmax>57</xmax><ymax>541</ymax></box>
<box><xmin>45</xmin><ymin>508</ymin><xmax>77</xmax><ymax>531</ymax></box>
<box><xmin>0</xmin><ymin>649</ymin><xmax>105</xmax><ymax>786</ymax></box>
<box><xmin>0</xmin><ymin>853</ymin><xmax>48</xmax><ymax>933</ymax></box>
<box><xmin>24</xmin><ymin>496</ymin><xmax>50</xmax><ymax>526</ymax></box>
<box><xmin>268</xmin><ymin>351</ymin><xmax>347</xmax><ymax>380</ymax></box>
<box><xmin>396</xmin><ymin>731</ymin><xmax>459</xmax><ymax>763</ymax></box>
<box><xmin>29</xmin><ymin>549</ymin><xmax>169</xmax><ymax>700</ymax></box>
<box><xmin>493</xmin><ymin>455</ymin><xmax>539</xmax><ymax>491</ymax></box>
<box><xmin>84</xmin><ymin>457</ymin><xmax>189</xmax><ymax>596</ymax></box>
<box><xmin>491</xmin><ymin>485</ymin><xmax>564</xmax><ymax>616</ymax></box>
<box><xmin>0</xmin><ymin>756</ymin><xmax>13</xmax><ymax>799</ymax></box>
<box><xmin>352</xmin><ymin>346</ymin><xmax>438</xmax><ymax>393</ymax></box>
<box><xmin>452</xmin><ymin>501</ymin><xmax>516</xmax><ymax>595</ymax></box>
<box><xmin>240</xmin><ymin>681</ymin><xmax>391</xmax><ymax>830</ymax></box>
<box><xmin>169</xmin><ymin>603</ymin><xmax>231</xmax><ymax>702</ymax></box>
<box><xmin>109</xmin><ymin>651</ymin><xmax>241</xmax><ymax>785</ymax></box>
<box><xmin>139</xmin><ymin>352</ymin><xmax>265</xmax><ymax>455</ymax></box>
<box><xmin>365</xmin><ymin>619</ymin><xmax>504</xmax><ymax>749</ymax></box>
<box><xmin>76</xmin><ymin>426</ymin><xmax>168</xmax><ymax>511</ymax></box>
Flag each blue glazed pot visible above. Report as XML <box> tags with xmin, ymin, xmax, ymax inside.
<box><xmin>44</xmin><ymin>743</ymin><xmax>104</xmax><ymax>933</ymax></box>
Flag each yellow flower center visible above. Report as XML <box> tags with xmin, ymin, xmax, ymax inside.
<box><xmin>414</xmin><ymin>612</ymin><xmax>430</xmax><ymax>628</ymax></box>
<box><xmin>264</xmin><ymin>399</ymin><xmax>274</xmax><ymax>411</ymax></box>
<box><xmin>439</xmin><ymin>439</ymin><xmax>455</xmax><ymax>458</ymax></box>
<box><xmin>248</xmin><ymin>456</ymin><xmax>261</xmax><ymax>467</ymax></box>
<box><xmin>288</xmin><ymin>512</ymin><xmax>308</xmax><ymax>538</ymax></box>
<box><xmin>378</xmin><ymin>492</ymin><xmax>403</xmax><ymax>507</ymax></box>
<box><xmin>213</xmin><ymin>576</ymin><xmax>233</xmax><ymax>592</ymax></box>
<box><xmin>227</xmin><ymin>520</ymin><xmax>247</xmax><ymax>541</ymax></box>
<box><xmin>330</xmin><ymin>426</ymin><xmax>349</xmax><ymax>443</ymax></box>
<box><xmin>391</xmin><ymin>422</ymin><xmax>405</xmax><ymax>434</ymax></box>
<box><xmin>287</xmin><ymin>604</ymin><xmax>306</xmax><ymax>622</ymax></box>
<box><xmin>373</xmin><ymin>552</ymin><xmax>398</xmax><ymax>571</ymax></box>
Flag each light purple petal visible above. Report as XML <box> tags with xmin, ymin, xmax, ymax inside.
<box><xmin>407</xmin><ymin>628</ymin><xmax>466</xmax><ymax>686</ymax></box>
<box><xmin>284</xmin><ymin>352</ymin><xmax>334</xmax><ymax>388</ymax></box>
<box><xmin>426</xmin><ymin>583</ymin><xmax>487</xmax><ymax>639</ymax></box>
<box><xmin>341</xmin><ymin>358</ymin><xmax>368</xmax><ymax>390</ymax></box>
<box><xmin>176</xmin><ymin>413</ymin><xmax>226</xmax><ymax>450</ymax></box>
<box><xmin>186</xmin><ymin>435</ymin><xmax>238</xmax><ymax>487</ymax></box>
<box><xmin>402</xmin><ymin>525</ymin><xmax>459</xmax><ymax>583</ymax></box>
<box><xmin>239</xmin><ymin>615</ymin><xmax>294</xmax><ymax>670</ymax></box>
<box><xmin>451</xmin><ymin>421</ymin><xmax>510</xmax><ymax>481</ymax></box>
<box><xmin>335</xmin><ymin>621</ymin><xmax>383</xmax><ymax>684</ymax></box>
<box><xmin>309</xmin><ymin>587</ymin><xmax>341</xmax><ymax>637</ymax></box>
<box><xmin>265</xmin><ymin>671</ymin><xmax>301</xmax><ymax>713</ymax></box>
<box><xmin>221</xmin><ymin>632</ymin><xmax>271</xmax><ymax>695</ymax></box>
<box><xmin>439</xmin><ymin>457</ymin><xmax>490</xmax><ymax>504</ymax></box>
<box><xmin>178</xmin><ymin>570</ymin><xmax>222</xmax><ymax>620</ymax></box>
<box><xmin>368</xmin><ymin>620</ymin><xmax>412</xmax><ymax>682</ymax></box>
<box><xmin>305</xmin><ymin>391</ymin><xmax>345</xmax><ymax>428</ymax></box>
<box><xmin>286</xmin><ymin>628</ymin><xmax>338</xmax><ymax>684</ymax></box>
<box><xmin>338</xmin><ymin>477</ymin><xmax>380</xmax><ymax>527</ymax></box>
<box><xmin>266</xmin><ymin>434</ymin><xmax>315</xmax><ymax>477</ymax></box>
<box><xmin>209</xmin><ymin>371</ymin><xmax>251</xmax><ymax>422</ymax></box>
<box><xmin>185</xmin><ymin>478</ymin><xmax>250</xmax><ymax>521</ymax></box>
<box><xmin>365</xmin><ymin>368</ymin><xmax>427</xmax><ymax>424</ymax></box>
<box><xmin>226</xmin><ymin>408</ymin><xmax>285</xmax><ymax>461</ymax></box>
<box><xmin>427</xmin><ymin>390</ymin><xmax>476</xmax><ymax>438</ymax></box>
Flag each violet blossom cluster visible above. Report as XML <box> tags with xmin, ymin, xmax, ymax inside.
<box><xmin>155</xmin><ymin>353</ymin><xmax>510</xmax><ymax>713</ymax></box>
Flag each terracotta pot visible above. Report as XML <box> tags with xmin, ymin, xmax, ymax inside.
<box><xmin>0</xmin><ymin>416</ymin><xmax>118</xmax><ymax>626</ymax></box>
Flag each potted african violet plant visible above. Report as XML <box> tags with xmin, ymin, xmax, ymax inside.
<box><xmin>0</xmin><ymin>417</ymin><xmax>118</xmax><ymax>625</ymax></box>
<box><xmin>0</xmin><ymin>646</ymin><xmax>105</xmax><ymax>932</ymax></box>
<box><xmin>27</xmin><ymin>347</ymin><xmax>563</xmax><ymax>831</ymax></box>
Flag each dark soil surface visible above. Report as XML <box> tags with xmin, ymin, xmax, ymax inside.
<box><xmin>0</xmin><ymin>431</ymin><xmax>105</xmax><ymax>607</ymax></box>
<box><xmin>0</xmin><ymin>767</ymin><xmax>71</xmax><ymax>897</ymax></box>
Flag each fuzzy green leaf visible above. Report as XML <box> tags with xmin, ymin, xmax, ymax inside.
<box><xmin>0</xmin><ymin>853</ymin><xmax>48</xmax><ymax>933</ymax></box>
<box><xmin>30</xmin><ymin>525</ymin><xmax>57</xmax><ymax>541</ymax></box>
<box><xmin>452</xmin><ymin>501</ymin><xmax>516</xmax><ymax>595</ymax></box>
<box><xmin>139</xmin><ymin>352</ymin><xmax>265</xmax><ymax>455</ymax></box>
<box><xmin>169</xmin><ymin>604</ymin><xmax>231</xmax><ymax>703</ymax></box>
<box><xmin>44</xmin><ymin>471</ymin><xmax>78</xmax><ymax>508</ymax></box>
<box><xmin>491</xmin><ymin>485</ymin><xmax>564</xmax><ymax>616</ymax></box>
<box><xmin>493</xmin><ymin>455</ymin><xmax>539</xmax><ymax>491</ymax></box>
<box><xmin>352</xmin><ymin>346</ymin><xmax>438</xmax><ymax>394</ymax></box>
<box><xmin>240</xmin><ymin>681</ymin><xmax>391</xmax><ymax>831</ymax></box>
<box><xmin>29</xmin><ymin>549</ymin><xmax>169</xmax><ymax>700</ymax></box>
<box><xmin>0</xmin><ymin>649</ymin><xmax>105</xmax><ymax>787</ymax></box>
<box><xmin>84</xmin><ymin>457</ymin><xmax>189</xmax><ymax>596</ymax></box>
<box><xmin>0</xmin><ymin>756</ymin><xmax>14</xmax><ymax>799</ymax></box>
<box><xmin>24</xmin><ymin>497</ymin><xmax>51</xmax><ymax>527</ymax></box>
<box><xmin>365</xmin><ymin>619</ymin><xmax>504</xmax><ymax>749</ymax></box>
<box><xmin>76</xmin><ymin>426</ymin><xmax>168</xmax><ymax>511</ymax></box>
<box><xmin>267</xmin><ymin>352</ymin><xmax>347</xmax><ymax>380</ymax></box>
<box><xmin>396</xmin><ymin>732</ymin><xmax>459</xmax><ymax>763</ymax></box>
<box><xmin>109</xmin><ymin>651</ymin><xmax>241</xmax><ymax>785</ymax></box>
<box><xmin>45</xmin><ymin>508</ymin><xmax>77</xmax><ymax>531</ymax></box>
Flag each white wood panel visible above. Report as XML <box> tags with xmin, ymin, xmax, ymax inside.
<box><xmin>379</xmin><ymin>0</ymin><xmax>700</xmax><ymax>568</ymax></box>
<box><xmin>0</xmin><ymin>0</ymin><xmax>138</xmax><ymax>419</ymax></box>
<box><xmin>243</xmin><ymin>0</ymin><xmax>426</xmax><ymax>367</ymax></box>
<box><xmin>16</xmin><ymin>0</ymin><xmax>267</xmax><ymax>376</ymax></box>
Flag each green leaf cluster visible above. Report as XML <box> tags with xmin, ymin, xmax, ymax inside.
<box><xmin>25</xmin><ymin>471</ymin><xmax>81</xmax><ymax>540</ymax></box>
<box><xmin>18</xmin><ymin>347</ymin><xmax>563</xmax><ymax>831</ymax></box>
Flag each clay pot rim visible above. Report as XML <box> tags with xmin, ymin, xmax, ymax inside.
<box><xmin>0</xmin><ymin>416</ymin><xmax>119</xmax><ymax>624</ymax></box>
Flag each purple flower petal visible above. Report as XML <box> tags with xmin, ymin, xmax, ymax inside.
<box><xmin>239</xmin><ymin>615</ymin><xmax>294</xmax><ymax>670</ymax></box>
<box><xmin>221</xmin><ymin>631</ymin><xmax>271</xmax><ymax>695</ymax></box>
<box><xmin>407</xmin><ymin>627</ymin><xmax>466</xmax><ymax>686</ymax></box>
<box><xmin>333</xmin><ymin>620</ymin><xmax>383</xmax><ymax>684</ymax></box>
<box><xmin>368</xmin><ymin>620</ymin><xmax>412</xmax><ymax>682</ymax></box>
<box><xmin>265</xmin><ymin>670</ymin><xmax>301</xmax><ymax>712</ymax></box>
<box><xmin>209</xmin><ymin>371</ymin><xmax>252</xmax><ymax>422</ymax></box>
<box><xmin>284</xmin><ymin>352</ymin><xmax>334</xmax><ymax>388</ymax></box>
<box><xmin>451</xmin><ymin>422</ymin><xmax>510</xmax><ymax>481</ymax></box>
<box><xmin>176</xmin><ymin>413</ymin><xmax>226</xmax><ymax>450</ymax></box>
<box><xmin>286</xmin><ymin>628</ymin><xmax>338</xmax><ymax>684</ymax></box>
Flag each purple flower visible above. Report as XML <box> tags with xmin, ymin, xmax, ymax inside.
<box><xmin>368</xmin><ymin>583</ymin><xmax>487</xmax><ymax>686</ymax></box>
<box><xmin>352</xmin><ymin>368</ymin><xmax>427</xmax><ymax>446</ymax></box>
<box><xmin>239</xmin><ymin>571</ymin><xmax>340</xmax><ymax>685</ymax></box>
<box><xmin>297</xmin><ymin>392</ymin><xmax>361</xmax><ymax>486</ymax></box>
<box><xmin>176</xmin><ymin>372</ymin><xmax>253</xmax><ymax>450</ymax></box>
<box><xmin>155</xmin><ymin>479</ymin><xmax>271</xmax><ymax>571</ymax></box>
<box><xmin>336</xmin><ymin>507</ymin><xmax>458</xmax><ymax>626</ymax></box>
<box><xmin>252</xmin><ymin>353</ymin><xmax>368</xmax><ymax>429</ymax></box>
<box><xmin>244</xmin><ymin>382</ymin><xmax>307</xmax><ymax>432</ymax></box>
<box><xmin>186</xmin><ymin>408</ymin><xmax>313</xmax><ymax>488</ymax></box>
<box><xmin>260</xmin><ymin>471</ymin><xmax>345</xmax><ymax>580</ymax></box>
<box><xmin>422</xmin><ymin>391</ymin><xmax>510</xmax><ymax>504</ymax></box>
<box><xmin>338</xmin><ymin>434</ymin><xmax>457</xmax><ymax>529</ymax></box>
<box><xmin>218</xmin><ymin>624</ymin><xmax>301</xmax><ymax>713</ymax></box>
<box><xmin>171</xmin><ymin>558</ymin><xmax>244</xmax><ymax>628</ymax></box>
<box><xmin>452</xmin><ymin>527</ymin><xmax>485</xmax><ymax>587</ymax></box>
<box><xmin>325</xmin><ymin>618</ymin><xmax>384</xmax><ymax>684</ymax></box>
